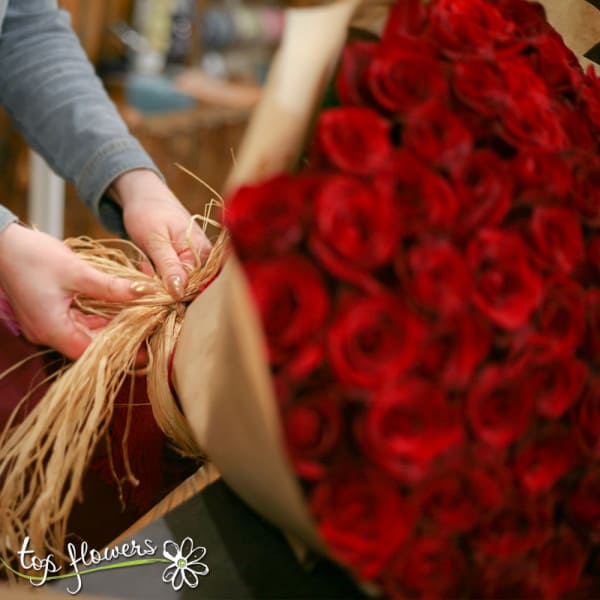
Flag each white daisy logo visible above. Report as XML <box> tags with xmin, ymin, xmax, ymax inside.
<box><xmin>161</xmin><ymin>537</ymin><xmax>209</xmax><ymax>591</ymax></box>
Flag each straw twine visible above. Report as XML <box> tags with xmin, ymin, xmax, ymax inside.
<box><xmin>0</xmin><ymin>202</ymin><xmax>226</xmax><ymax>564</ymax></box>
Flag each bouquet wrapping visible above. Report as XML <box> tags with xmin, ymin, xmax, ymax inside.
<box><xmin>174</xmin><ymin>0</ymin><xmax>600</xmax><ymax>597</ymax></box>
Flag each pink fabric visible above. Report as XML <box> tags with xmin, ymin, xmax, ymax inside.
<box><xmin>0</xmin><ymin>290</ymin><xmax>20</xmax><ymax>337</ymax></box>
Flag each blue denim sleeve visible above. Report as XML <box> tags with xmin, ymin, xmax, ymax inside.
<box><xmin>0</xmin><ymin>0</ymin><xmax>162</xmax><ymax>235</ymax></box>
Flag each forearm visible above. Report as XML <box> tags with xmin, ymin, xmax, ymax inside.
<box><xmin>0</xmin><ymin>0</ymin><xmax>160</xmax><ymax>234</ymax></box>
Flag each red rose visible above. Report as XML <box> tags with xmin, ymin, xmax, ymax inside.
<box><xmin>372</xmin><ymin>152</ymin><xmax>424</xmax><ymax>236</ymax></box>
<box><xmin>513</xmin><ymin>151</ymin><xmax>572</xmax><ymax>205</ymax></box>
<box><xmin>452</xmin><ymin>59</ymin><xmax>512</xmax><ymax>117</ymax></box>
<box><xmin>576</xmin><ymin>379</ymin><xmax>600</xmax><ymax>458</ymax></box>
<box><xmin>569</xmin><ymin>576</ymin><xmax>600</xmax><ymax>600</ymax></box>
<box><xmin>493</xmin><ymin>0</ymin><xmax>551</xmax><ymax>37</ymax></box>
<box><xmin>312</xmin><ymin>107</ymin><xmax>392</xmax><ymax>175</ymax></box>
<box><xmin>245</xmin><ymin>255</ymin><xmax>329</xmax><ymax>365</ymax></box>
<box><xmin>406</xmin><ymin>240</ymin><xmax>471</xmax><ymax>314</ymax></box>
<box><xmin>587</xmin><ymin>236</ymin><xmax>600</xmax><ymax>277</ymax></box>
<box><xmin>382</xmin><ymin>0</ymin><xmax>428</xmax><ymax>41</ymax></box>
<box><xmin>225</xmin><ymin>174</ymin><xmax>316</xmax><ymax>259</ymax></box>
<box><xmin>283</xmin><ymin>343</ymin><xmax>325</xmax><ymax>383</ymax></box>
<box><xmin>502</xmin><ymin>54</ymin><xmax>550</xmax><ymax>98</ymax></box>
<box><xmin>452</xmin><ymin>150</ymin><xmax>513</xmax><ymax>239</ymax></box>
<box><xmin>282</xmin><ymin>390</ymin><xmax>341</xmax><ymax>481</ymax></box>
<box><xmin>537</xmin><ymin>528</ymin><xmax>587</xmax><ymax>598</ymax></box>
<box><xmin>583</xmin><ymin>289</ymin><xmax>600</xmax><ymax>366</ymax></box>
<box><xmin>426</xmin><ymin>0</ymin><xmax>519</xmax><ymax>59</ymax></box>
<box><xmin>421</xmin><ymin>309</ymin><xmax>492</xmax><ymax>390</ymax></box>
<box><xmin>500</xmin><ymin>92</ymin><xmax>569</xmax><ymax>152</ymax></box>
<box><xmin>335</xmin><ymin>41</ymin><xmax>377</xmax><ymax>106</ymax></box>
<box><xmin>520</xmin><ymin>353</ymin><xmax>587</xmax><ymax>419</ymax></box>
<box><xmin>420</xmin><ymin>170</ymin><xmax>459</xmax><ymax>230</ymax></box>
<box><xmin>527</xmin><ymin>32</ymin><xmax>584</xmax><ymax>95</ymax></box>
<box><xmin>384</xmin><ymin>536</ymin><xmax>467</xmax><ymax>599</ymax></box>
<box><xmin>580</xmin><ymin>64</ymin><xmax>600</xmax><ymax>137</ymax></box>
<box><xmin>368</xmin><ymin>43</ymin><xmax>448</xmax><ymax>114</ymax></box>
<box><xmin>473</xmin><ymin>501</ymin><xmax>552</xmax><ymax>559</ymax></box>
<box><xmin>328</xmin><ymin>294</ymin><xmax>424</xmax><ymax>389</ymax></box>
<box><xmin>555</xmin><ymin>102</ymin><xmax>596</xmax><ymax>151</ymax></box>
<box><xmin>513</xmin><ymin>427</ymin><xmax>579</xmax><ymax>495</ymax></box>
<box><xmin>362</xmin><ymin>377</ymin><xmax>464</xmax><ymax>483</ymax></box>
<box><xmin>569</xmin><ymin>470</ymin><xmax>600</xmax><ymax>542</ymax></box>
<box><xmin>377</xmin><ymin>156</ymin><xmax>460</xmax><ymax>233</ymax></box>
<box><xmin>403</xmin><ymin>101</ymin><xmax>472</xmax><ymax>174</ymax></box>
<box><xmin>572</xmin><ymin>153</ymin><xmax>600</xmax><ymax>227</ymax></box>
<box><xmin>310</xmin><ymin>466</ymin><xmax>414</xmax><ymax>581</ymax></box>
<box><xmin>309</xmin><ymin>175</ymin><xmax>399</xmax><ymax>288</ymax></box>
<box><xmin>467</xmin><ymin>364</ymin><xmax>534</xmax><ymax>448</ymax></box>
<box><xmin>530</xmin><ymin>206</ymin><xmax>585</xmax><ymax>274</ymax></box>
<box><xmin>415</xmin><ymin>462</ymin><xmax>507</xmax><ymax>533</ymax></box>
<box><xmin>532</xmin><ymin>278</ymin><xmax>587</xmax><ymax>357</ymax></box>
<box><xmin>475</xmin><ymin>563</ymin><xmax>541</xmax><ymax>600</ymax></box>
<box><xmin>468</xmin><ymin>229</ymin><xmax>544</xmax><ymax>330</ymax></box>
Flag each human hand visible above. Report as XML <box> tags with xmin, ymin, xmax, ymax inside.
<box><xmin>110</xmin><ymin>170</ymin><xmax>212</xmax><ymax>299</ymax></box>
<box><xmin>0</xmin><ymin>223</ymin><xmax>152</xmax><ymax>360</ymax></box>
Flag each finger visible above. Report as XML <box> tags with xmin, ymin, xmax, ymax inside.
<box><xmin>73</xmin><ymin>311</ymin><xmax>110</xmax><ymax>331</ymax></box>
<box><xmin>72</xmin><ymin>265</ymin><xmax>154</xmax><ymax>302</ymax></box>
<box><xmin>178</xmin><ymin>226</ymin><xmax>212</xmax><ymax>270</ymax></box>
<box><xmin>43</xmin><ymin>311</ymin><xmax>95</xmax><ymax>360</ymax></box>
<box><xmin>146</xmin><ymin>238</ymin><xmax>188</xmax><ymax>300</ymax></box>
<box><xmin>137</xmin><ymin>259</ymin><xmax>156</xmax><ymax>278</ymax></box>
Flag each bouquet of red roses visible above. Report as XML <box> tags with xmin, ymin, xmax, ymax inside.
<box><xmin>222</xmin><ymin>0</ymin><xmax>600</xmax><ymax>597</ymax></box>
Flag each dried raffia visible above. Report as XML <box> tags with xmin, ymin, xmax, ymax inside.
<box><xmin>0</xmin><ymin>208</ymin><xmax>227</xmax><ymax>564</ymax></box>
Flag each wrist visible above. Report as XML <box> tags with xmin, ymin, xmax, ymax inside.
<box><xmin>109</xmin><ymin>169</ymin><xmax>162</xmax><ymax>208</ymax></box>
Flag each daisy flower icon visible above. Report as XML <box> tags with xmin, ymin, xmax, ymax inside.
<box><xmin>161</xmin><ymin>537</ymin><xmax>209</xmax><ymax>591</ymax></box>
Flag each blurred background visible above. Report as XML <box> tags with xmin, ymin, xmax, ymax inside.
<box><xmin>0</xmin><ymin>0</ymin><xmax>284</xmax><ymax>239</ymax></box>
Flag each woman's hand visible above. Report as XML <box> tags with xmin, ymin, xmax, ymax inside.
<box><xmin>111</xmin><ymin>170</ymin><xmax>212</xmax><ymax>299</ymax></box>
<box><xmin>0</xmin><ymin>223</ymin><xmax>151</xmax><ymax>360</ymax></box>
<box><xmin>0</xmin><ymin>171</ymin><xmax>208</xmax><ymax>359</ymax></box>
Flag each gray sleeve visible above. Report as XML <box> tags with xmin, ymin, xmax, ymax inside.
<box><xmin>0</xmin><ymin>0</ymin><xmax>162</xmax><ymax>235</ymax></box>
<box><xmin>0</xmin><ymin>205</ymin><xmax>17</xmax><ymax>233</ymax></box>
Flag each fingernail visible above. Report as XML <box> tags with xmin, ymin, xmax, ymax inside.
<box><xmin>168</xmin><ymin>275</ymin><xmax>184</xmax><ymax>299</ymax></box>
<box><xmin>130</xmin><ymin>280</ymin><xmax>154</xmax><ymax>295</ymax></box>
